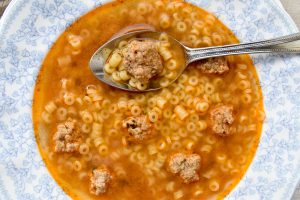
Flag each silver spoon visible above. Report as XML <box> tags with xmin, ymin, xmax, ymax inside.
<box><xmin>89</xmin><ymin>30</ymin><xmax>300</xmax><ymax>92</ymax></box>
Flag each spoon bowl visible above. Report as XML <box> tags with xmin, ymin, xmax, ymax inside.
<box><xmin>89</xmin><ymin>30</ymin><xmax>187</xmax><ymax>92</ymax></box>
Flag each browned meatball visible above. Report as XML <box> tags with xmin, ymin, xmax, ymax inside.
<box><xmin>89</xmin><ymin>167</ymin><xmax>113</xmax><ymax>195</ymax></box>
<box><xmin>122</xmin><ymin>115</ymin><xmax>154</xmax><ymax>143</ymax></box>
<box><xmin>197</xmin><ymin>57</ymin><xmax>229</xmax><ymax>74</ymax></box>
<box><xmin>53</xmin><ymin>118</ymin><xmax>82</xmax><ymax>153</ymax></box>
<box><xmin>168</xmin><ymin>153</ymin><xmax>201</xmax><ymax>184</ymax></box>
<box><xmin>123</xmin><ymin>40</ymin><xmax>163</xmax><ymax>83</ymax></box>
<box><xmin>210</xmin><ymin>105</ymin><xmax>234</xmax><ymax>136</ymax></box>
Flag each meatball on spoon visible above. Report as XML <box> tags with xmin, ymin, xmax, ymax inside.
<box><xmin>90</xmin><ymin>29</ymin><xmax>300</xmax><ymax>92</ymax></box>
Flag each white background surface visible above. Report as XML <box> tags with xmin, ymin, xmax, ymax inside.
<box><xmin>281</xmin><ymin>0</ymin><xmax>300</xmax><ymax>28</ymax></box>
<box><xmin>0</xmin><ymin>0</ymin><xmax>299</xmax><ymax>199</ymax></box>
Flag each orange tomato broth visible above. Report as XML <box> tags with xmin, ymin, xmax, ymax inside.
<box><xmin>32</xmin><ymin>0</ymin><xmax>265</xmax><ymax>199</ymax></box>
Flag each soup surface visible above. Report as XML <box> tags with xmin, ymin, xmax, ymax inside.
<box><xmin>33</xmin><ymin>0</ymin><xmax>265</xmax><ymax>199</ymax></box>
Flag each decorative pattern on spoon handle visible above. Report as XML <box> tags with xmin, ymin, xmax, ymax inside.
<box><xmin>186</xmin><ymin>32</ymin><xmax>300</xmax><ymax>63</ymax></box>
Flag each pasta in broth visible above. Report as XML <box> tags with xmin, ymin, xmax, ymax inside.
<box><xmin>32</xmin><ymin>0</ymin><xmax>265</xmax><ymax>199</ymax></box>
<box><xmin>103</xmin><ymin>32</ymin><xmax>186</xmax><ymax>90</ymax></box>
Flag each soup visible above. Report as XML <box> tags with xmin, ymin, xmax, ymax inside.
<box><xmin>102</xmin><ymin>32</ymin><xmax>186</xmax><ymax>90</ymax></box>
<box><xmin>32</xmin><ymin>0</ymin><xmax>265</xmax><ymax>199</ymax></box>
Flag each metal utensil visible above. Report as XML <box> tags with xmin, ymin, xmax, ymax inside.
<box><xmin>89</xmin><ymin>30</ymin><xmax>300</xmax><ymax>92</ymax></box>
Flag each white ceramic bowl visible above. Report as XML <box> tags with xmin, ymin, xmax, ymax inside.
<box><xmin>0</xmin><ymin>0</ymin><xmax>300</xmax><ymax>199</ymax></box>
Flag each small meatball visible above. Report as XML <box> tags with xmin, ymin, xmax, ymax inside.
<box><xmin>122</xmin><ymin>115</ymin><xmax>154</xmax><ymax>142</ymax></box>
<box><xmin>89</xmin><ymin>167</ymin><xmax>113</xmax><ymax>195</ymax></box>
<box><xmin>53</xmin><ymin>119</ymin><xmax>82</xmax><ymax>152</ymax></box>
<box><xmin>123</xmin><ymin>40</ymin><xmax>163</xmax><ymax>83</ymax></box>
<box><xmin>197</xmin><ymin>57</ymin><xmax>229</xmax><ymax>74</ymax></box>
<box><xmin>168</xmin><ymin>153</ymin><xmax>201</xmax><ymax>184</ymax></box>
<box><xmin>210</xmin><ymin>105</ymin><xmax>234</xmax><ymax>136</ymax></box>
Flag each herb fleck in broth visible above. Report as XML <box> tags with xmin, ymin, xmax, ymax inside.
<box><xmin>33</xmin><ymin>0</ymin><xmax>265</xmax><ymax>199</ymax></box>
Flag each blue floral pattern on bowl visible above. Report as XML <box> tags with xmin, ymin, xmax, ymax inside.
<box><xmin>0</xmin><ymin>0</ymin><xmax>299</xmax><ymax>199</ymax></box>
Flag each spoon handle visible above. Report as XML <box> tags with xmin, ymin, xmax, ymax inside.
<box><xmin>186</xmin><ymin>32</ymin><xmax>300</xmax><ymax>63</ymax></box>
